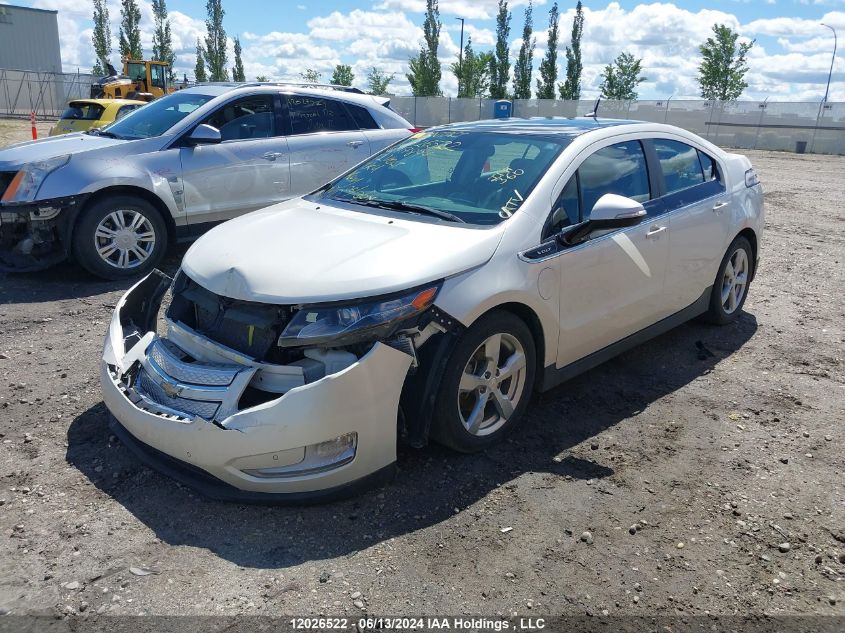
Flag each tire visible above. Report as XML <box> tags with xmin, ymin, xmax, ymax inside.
<box><xmin>702</xmin><ymin>236</ymin><xmax>753</xmax><ymax>325</ymax></box>
<box><xmin>72</xmin><ymin>195</ymin><xmax>168</xmax><ymax>280</ymax></box>
<box><xmin>430</xmin><ymin>310</ymin><xmax>537</xmax><ymax>453</ymax></box>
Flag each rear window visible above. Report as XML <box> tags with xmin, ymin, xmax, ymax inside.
<box><xmin>61</xmin><ymin>102</ymin><xmax>105</xmax><ymax>121</ymax></box>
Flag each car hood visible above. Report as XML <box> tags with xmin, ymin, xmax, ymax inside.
<box><xmin>181</xmin><ymin>198</ymin><xmax>504</xmax><ymax>304</ymax></box>
<box><xmin>0</xmin><ymin>133</ymin><xmax>126</xmax><ymax>169</ymax></box>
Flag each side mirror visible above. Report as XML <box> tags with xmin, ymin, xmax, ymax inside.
<box><xmin>186</xmin><ymin>124</ymin><xmax>221</xmax><ymax>146</ymax></box>
<box><xmin>560</xmin><ymin>194</ymin><xmax>647</xmax><ymax>246</ymax></box>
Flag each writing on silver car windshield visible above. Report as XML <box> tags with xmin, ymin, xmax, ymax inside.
<box><xmin>324</xmin><ymin>131</ymin><xmax>569</xmax><ymax>225</ymax></box>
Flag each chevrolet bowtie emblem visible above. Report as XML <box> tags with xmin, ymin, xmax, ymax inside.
<box><xmin>160</xmin><ymin>381</ymin><xmax>183</xmax><ymax>398</ymax></box>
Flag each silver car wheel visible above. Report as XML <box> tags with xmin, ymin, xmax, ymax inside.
<box><xmin>457</xmin><ymin>333</ymin><xmax>528</xmax><ymax>436</ymax></box>
<box><xmin>94</xmin><ymin>209</ymin><xmax>156</xmax><ymax>270</ymax></box>
<box><xmin>720</xmin><ymin>247</ymin><xmax>749</xmax><ymax>314</ymax></box>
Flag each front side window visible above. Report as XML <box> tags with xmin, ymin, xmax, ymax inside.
<box><xmin>578</xmin><ymin>141</ymin><xmax>650</xmax><ymax>219</ymax></box>
<box><xmin>149</xmin><ymin>64</ymin><xmax>166</xmax><ymax>90</ymax></box>
<box><xmin>654</xmin><ymin>139</ymin><xmax>704</xmax><ymax>194</ymax></box>
<box><xmin>201</xmin><ymin>95</ymin><xmax>276</xmax><ymax>141</ymax></box>
<box><xmin>104</xmin><ymin>92</ymin><xmax>214</xmax><ymax>139</ymax></box>
<box><xmin>286</xmin><ymin>96</ymin><xmax>355</xmax><ymax>134</ymax></box>
<box><xmin>126</xmin><ymin>62</ymin><xmax>146</xmax><ymax>82</ymax></box>
<box><xmin>321</xmin><ymin>131</ymin><xmax>569</xmax><ymax>225</ymax></box>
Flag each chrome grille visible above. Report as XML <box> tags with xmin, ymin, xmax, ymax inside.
<box><xmin>148</xmin><ymin>338</ymin><xmax>237</xmax><ymax>387</ymax></box>
<box><xmin>137</xmin><ymin>368</ymin><xmax>221</xmax><ymax>420</ymax></box>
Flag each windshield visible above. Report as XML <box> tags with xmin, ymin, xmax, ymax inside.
<box><xmin>322</xmin><ymin>131</ymin><xmax>569</xmax><ymax>225</ymax></box>
<box><xmin>103</xmin><ymin>92</ymin><xmax>214</xmax><ymax>140</ymax></box>
<box><xmin>61</xmin><ymin>102</ymin><xmax>105</xmax><ymax>121</ymax></box>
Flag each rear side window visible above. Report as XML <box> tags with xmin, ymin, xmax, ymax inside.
<box><xmin>115</xmin><ymin>104</ymin><xmax>139</xmax><ymax>121</ymax></box>
<box><xmin>698</xmin><ymin>150</ymin><xmax>718</xmax><ymax>181</ymax></box>
<box><xmin>579</xmin><ymin>141</ymin><xmax>650</xmax><ymax>218</ymax></box>
<box><xmin>654</xmin><ymin>139</ymin><xmax>704</xmax><ymax>194</ymax></box>
<box><xmin>286</xmin><ymin>96</ymin><xmax>356</xmax><ymax>134</ymax></box>
<box><xmin>346</xmin><ymin>103</ymin><xmax>380</xmax><ymax>130</ymax></box>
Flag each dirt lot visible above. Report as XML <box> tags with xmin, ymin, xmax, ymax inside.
<box><xmin>0</xmin><ymin>118</ymin><xmax>843</xmax><ymax>623</ymax></box>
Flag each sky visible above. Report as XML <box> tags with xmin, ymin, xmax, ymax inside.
<box><xmin>14</xmin><ymin>0</ymin><xmax>845</xmax><ymax>101</ymax></box>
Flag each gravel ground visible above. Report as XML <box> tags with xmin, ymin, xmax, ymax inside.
<box><xmin>0</xmin><ymin>118</ymin><xmax>843</xmax><ymax>622</ymax></box>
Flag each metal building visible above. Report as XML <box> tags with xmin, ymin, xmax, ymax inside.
<box><xmin>0</xmin><ymin>4</ymin><xmax>62</xmax><ymax>73</ymax></box>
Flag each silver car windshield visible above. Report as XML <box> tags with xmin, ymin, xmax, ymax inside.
<box><xmin>102</xmin><ymin>92</ymin><xmax>215</xmax><ymax>140</ymax></box>
<box><xmin>323</xmin><ymin>131</ymin><xmax>569</xmax><ymax>225</ymax></box>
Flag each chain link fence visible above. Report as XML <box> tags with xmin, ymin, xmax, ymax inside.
<box><xmin>1</xmin><ymin>70</ymin><xmax>841</xmax><ymax>154</ymax></box>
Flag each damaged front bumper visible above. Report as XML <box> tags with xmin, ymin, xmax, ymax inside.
<box><xmin>0</xmin><ymin>196</ymin><xmax>85</xmax><ymax>272</ymax></box>
<box><xmin>100</xmin><ymin>271</ymin><xmax>416</xmax><ymax>502</ymax></box>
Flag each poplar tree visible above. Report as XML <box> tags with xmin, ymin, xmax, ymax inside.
<box><xmin>203</xmin><ymin>0</ymin><xmax>228</xmax><ymax>82</ymax></box>
<box><xmin>600</xmin><ymin>52</ymin><xmax>647</xmax><ymax>100</ymax></box>
<box><xmin>489</xmin><ymin>0</ymin><xmax>511</xmax><ymax>99</ymax></box>
<box><xmin>536</xmin><ymin>2</ymin><xmax>559</xmax><ymax>99</ymax></box>
<box><xmin>407</xmin><ymin>0</ymin><xmax>442</xmax><ymax>96</ymax></box>
<box><xmin>119</xmin><ymin>0</ymin><xmax>143</xmax><ymax>60</ymax></box>
<box><xmin>558</xmin><ymin>1</ymin><xmax>584</xmax><ymax>100</ymax></box>
<box><xmin>152</xmin><ymin>0</ymin><xmax>176</xmax><ymax>81</ymax></box>
<box><xmin>194</xmin><ymin>38</ymin><xmax>207</xmax><ymax>82</ymax></box>
<box><xmin>232</xmin><ymin>36</ymin><xmax>246</xmax><ymax>82</ymax></box>
<box><xmin>512</xmin><ymin>0</ymin><xmax>535</xmax><ymax>99</ymax></box>
<box><xmin>91</xmin><ymin>0</ymin><xmax>112</xmax><ymax>76</ymax></box>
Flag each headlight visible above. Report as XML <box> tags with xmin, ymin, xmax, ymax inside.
<box><xmin>277</xmin><ymin>284</ymin><xmax>440</xmax><ymax>348</ymax></box>
<box><xmin>1</xmin><ymin>154</ymin><xmax>71</xmax><ymax>203</ymax></box>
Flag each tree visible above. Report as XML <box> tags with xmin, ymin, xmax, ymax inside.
<box><xmin>91</xmin><ymin>0</ymin><xmax>112</xmax><ymax>77</ymax></box>
<box><xmin>558</xmin><ymin>0</ymin><xmax>584</xmax><ymax>100</ymax></box>
<box><xmin>151</xmin><ymin>0</ymin><xmax>176</xmax><ymax>81</ymax></box>
<box><xmin>489</xmin><ymin>0</ymin><xmax>511</xmax><ymax>99</ymax></box>
<box><xmin>203</xmin><ymin>0</ymin><xmax>228</xmax><ymax>82</ymax></box>
<box><xmin>450</xmin><ymin>38</ymin><xmax>493</xmax><ymax>98</ymax></box>
<box><xmin>407</xmin><ymin>0</ymin><xmax>442</xmax><ymax>96</ymax></box>
<box><xmin>536</xmin><ymin>2</ymin><xmax>559</xmax><ymax>99</ymax></box>
<box><xmin>331</xmin><ymin>64</ymin><xmax>354</xmax><ymax>86</ymax></box>
<box><xmin>232</xmin><ymin>36</ymin><xmax>245</xmax><ymax>82</ymax></box>
<box><xmin>300</xmin><ymin>68</ymin><xmax>322</xmax><ymax>83</ymax></box>
<box><xmin>118</xmin><ymin>0</ymin><xmax>143</xmax><ymax>60</ymax></box>
<box><xmin>599</xmin><ymin>52</ymin><xmax>646</xmax><ymax>100</ymax></box>
<box><xmin>366</xmin><ymin>67</ymin><xmax>394</xmax><ymax>95</ymax></box>
<box><xmin>698</xmin><ymin>24</ymin><xmax>754</xmax><ymax>101</ymax></box>
<box><xmin>512</xmin><ymin>0</ymin><xmax>535</xmax><ymax>99</ymax></box>
<box><xmin>194</xmin><ymin>38</ymin><xmax>207</xmax><ymax>82</ymax></box>
<box><xmin>255</xmin><ymin>75</ymin><xmax>269</xmax><ymax>82</ymax></box>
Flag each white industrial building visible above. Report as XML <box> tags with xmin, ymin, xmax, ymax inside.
<box><xmin>0</xmin><ymin>4</ymin><xmax>62</xmax><ymax>72</ymax></box>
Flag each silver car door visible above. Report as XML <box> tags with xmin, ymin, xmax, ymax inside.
<box><xmin>282</xmin><ymin>94</ymin><xmax>368</xmax><ymax>194</ymax></box>
<box><xmin>652</xmin><ymin>140</ymin><xmax>732</xmax><ymax>312</ymax></box>
<box><xmin>179</xmin><ymin>93</ymin><xmax>290</xmax><ymax>224</ymax></box>
<box><xmin>555</xmin><ymin>140</ymin><xmax>671</xmax><ymax>368</ymax></box>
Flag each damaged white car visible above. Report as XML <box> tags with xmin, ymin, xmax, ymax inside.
<box><xmin>101</xmin><ymin>118</ymin><xmax>763</xmax><ymax>502</ymax></box>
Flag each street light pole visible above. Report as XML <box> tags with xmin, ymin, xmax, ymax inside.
<box><xmin>456</xmin><ymin>17</ymin><xmax>465</xmax><ymax>97</ymax></box>
<box><xmin>821</xmin><ymin>23</ymin><xmax>837</xmax><ymax>104</ymax></box>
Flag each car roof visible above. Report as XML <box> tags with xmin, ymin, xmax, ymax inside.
<box><xmin>67</xmin><ymin>98</ymin><xmax>147</xmax><ymax>107</ymax></box>
<box><xmin>432</xmin><ymin>117</ymin><xmax>639</xmax><ymax>137</ymax></box>
<box><xmin>177</xmin><ymin>83</ymin><xmax>389</xmax><ymax>108</ymax></box>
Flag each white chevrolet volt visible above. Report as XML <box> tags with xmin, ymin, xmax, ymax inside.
<box><xmin>101</xmin><ymin>117</ymin><xmax>763</xmax><ymax>502</ymax></box>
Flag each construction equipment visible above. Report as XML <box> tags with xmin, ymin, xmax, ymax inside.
<box><xmin>90</xmin><ymin>60</ymin><xmax>176</xmax><ymax>102</ymax></box>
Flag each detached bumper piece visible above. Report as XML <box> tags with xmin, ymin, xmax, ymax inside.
<box><xmin>101</xmin><ymin>272</ymin><xmax>414</xmax><ymax>503</ymax></box>
<box><xmin>0</xmin><ymin>196</ymin><xmax>83</xmax><ymax>272</ymax></box>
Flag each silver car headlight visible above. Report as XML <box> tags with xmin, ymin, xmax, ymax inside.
<box><xmin>1</xmin><ymin>154</ymin><xmax>70</xmax><ymax>203</ymax></box>
<box><xmin>277</xmin><ymin>284</ymin><xmax>440</xmax><ymax>348</ymax></box>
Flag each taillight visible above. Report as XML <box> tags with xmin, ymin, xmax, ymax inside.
<box><xmin>408</xmin><ymin>127</ymin><xmax>422</xmax><ymax>133</ymax></box>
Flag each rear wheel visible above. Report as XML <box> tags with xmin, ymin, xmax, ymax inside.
<box><xmin>73</xmin><ymin>195</ymin><xmax>168</xmax><ymax>280</ymax></box>
<box><xmin>430</xmin><ymin>310</ymin><xmax>536</xmax><ymax>453</ymax></box>
<box><xmin>703</xmin><ymin>236</ymin><xmax>753</xmax><ymax>325</ymax></box>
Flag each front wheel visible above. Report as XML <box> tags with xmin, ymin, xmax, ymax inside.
<box><xmin>430</xmin><ymin>310</ymin><xmax>536</xmax><ymax>453</ymax></box>
<box><xmin>73</xmin><ymin>195</ymin><xmax>168</xmax><ymax>280</ymax></box>
<box><xmin>703</xmin><ymin>236</ymin><xmax>753</xmax><ymax>325</ymax></box>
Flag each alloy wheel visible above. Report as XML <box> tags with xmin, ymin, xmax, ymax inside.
<box><xmin>721</xmin><ymin>247</ymin><xmax>749</xmax><ymax>314</ymax></box>
<box><xmin>93</xmin><ymin>209</ymin><xmax>156</xmax><ymax>270</ymax></box>
<box><xmin>457</xmin><ymin>332</ymin><xmax>528</xmax><ymax>436</ymax></box>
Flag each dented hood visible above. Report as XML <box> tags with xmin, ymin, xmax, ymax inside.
<box><xmin>181</xmin><ymin>198</ymin><xmax>504</xmax><ymax>304</ymax></box>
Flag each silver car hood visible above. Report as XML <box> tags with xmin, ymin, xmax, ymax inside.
<box><xmin>0</xmin><ymin>133</ymin><xmax>126</xmax><ymax>169</ymax></box>
<box><xmin>181</xmin><ymin>199</ymin><xmax>504</xmax><ymax>304</ymax></box>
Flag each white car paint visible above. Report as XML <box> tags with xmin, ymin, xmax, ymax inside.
<box><xmin>100</xmin><ymin>118</ymin><xmax>764</xmax><ymax>501</ymax></box>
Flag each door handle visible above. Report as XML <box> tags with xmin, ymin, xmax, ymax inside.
<box><xmin>646</xmin><ymin>225</ymin><xmax>667</xmax><ymax>238</ymax></box>
<box><xmin>347</xmin><ymin>140</ymin><xmax>364</xmax><ymax>148</ymax></box>
<box><xmin>262</xmin><ymin>152</ymin><xmax>285</xmax><ymax>161</ymax></box>
<box><xmin>712</xmin><ymin>201</ymin><xmax>729</xmax><ymax>213</ymax></box>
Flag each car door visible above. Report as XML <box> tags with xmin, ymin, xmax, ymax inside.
<box><xmin>179</xmin><ymin>93</ymin><xmax>291</xmax><ymax>225</ymax></box>
<box><xmin>281</xmin><ymin>94</ymin><xmax>369</xmax><ymax>194</ymax></box>
<box><xmin>652</xmin><ymin>139</ymin><xmax>731</xmax><ymax>312</ymax></box>
<box><xmin>553</xmin><ymin>139</ymin><xmax>671</xmax><ymax>368</ymax></box>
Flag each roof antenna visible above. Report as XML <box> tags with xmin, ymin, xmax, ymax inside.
<box><xmin>585</xmin><ymin>97</ymin><xmax>601</xmax><ymax>118</ymax></box>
